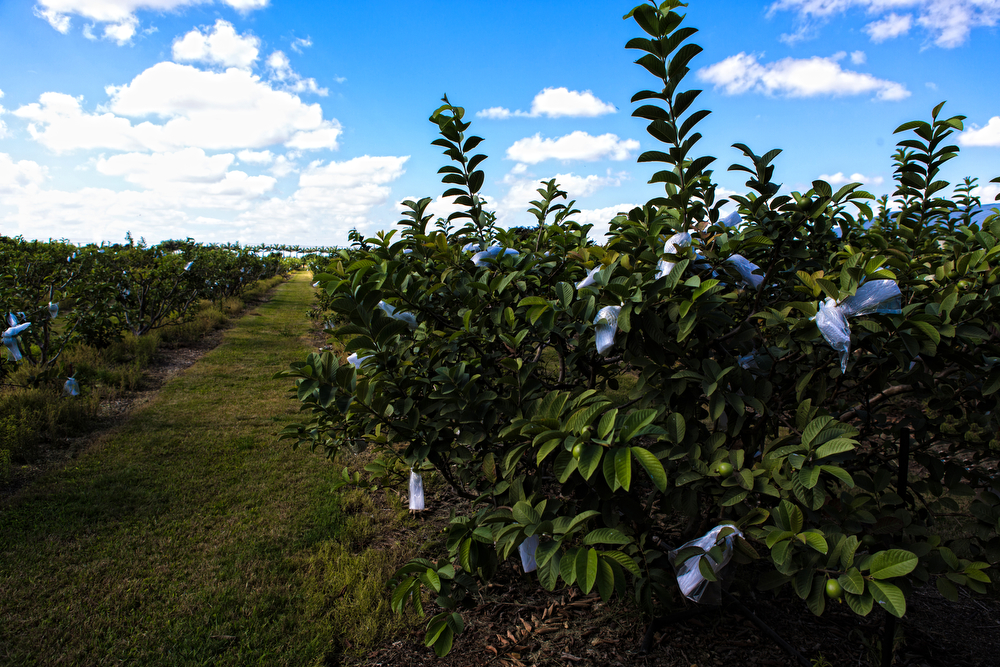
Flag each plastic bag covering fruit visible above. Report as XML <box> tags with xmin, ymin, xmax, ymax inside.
<box><xmin>738</xmin><ymin>352</ymin><xmax>760</xmax><ymax>371</ymax></box>
<box><xmin>471</xmin><ymin>245</ymin><xmax>519</xmax><ymax>267</ymax></box>
<box><xmin>461</xmin><ymin>242</ymin><xmax>482</xmax><ymax>253</ymax></box>
<box><xmin>519</xmin><ymin>535</ymin><xmax>539</xmax><ymax>573</ymax></box>
<box><xmin>63</xmin><ymin>377</ymin><xmax>80</xmax><ymax>397</ymax></box>
<box><xmin>656</xmin><ymin>232</ymin><xmax>692</xmax><ymax>280</ymax></box>
<box><xmin>2</xmin><ymin>321</ymin><xmax>31</xmax><ymax>361</ymax></box>
<box><xmin>720</xmin><ymin>211</ymin><xmax>742</xmax><ymax>227</ymax></box>
<box><xmin>812</xmin><ymin>279</ymin><xmax>902</xmax><ymax>373</ymax></box>
<box><xmin>377</xmin><ymin>301</ymin><xmax>418</xmax><ymax>329</ymax></box>
<box><xmin>409</xmin><ymin>470</ymin><xmax>425</xmax><ymax>511</ymax></box>
<box><xmin>184</xmin><ymin>261</ymin><xmax>194</xmax><ymax>271</ymax></box>
<box><xmin>577</xmin><ymin>265</ymin><xmax>601</xmax><ymax>290</ymax></box>
<box><xmin>347</xmin><ymin>352</ymin><xmax>371</xmax><ymax>369</ymax></box>
<box><xmin>48</xmin><ymin>302</ymin><xmax>59</xmax><ymax>319</ymax></box>
<box><xmin>727</xmin><ymin>254</ymin><xmax>764</xmax><ymax>289</ymax></box>
<box><xmin>669</xmin><ymin>524</ymin><xmax>743</xmax><ymax>604</ymax></box>
<box><xmin>594</xmin><ymin>305</ymin><xmax>621</xmax><ymax>355</ymax></box>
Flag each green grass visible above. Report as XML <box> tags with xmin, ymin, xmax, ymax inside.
<box><xmin>0</xmin><ymin>272</ymin><xmax>425</xmax><ymax>666</ymax></box>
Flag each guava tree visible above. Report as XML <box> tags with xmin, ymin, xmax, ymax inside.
<box><xmin>280</xmin><ymin>0</ymin><xmax>999</xmax><ymax>656</ymax></box>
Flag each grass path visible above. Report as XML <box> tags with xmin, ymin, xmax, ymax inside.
<box><xmin>0</xmin><ymin>273</ymin><xmax>419</xmax><ymax>666</ymax></box>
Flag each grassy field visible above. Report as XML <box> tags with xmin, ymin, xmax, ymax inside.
<box><xmin>0</xmin><ymin>273</ymin><xmax>424</xmax><ymax>666</ymax></box>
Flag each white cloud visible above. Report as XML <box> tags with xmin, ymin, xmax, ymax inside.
<box><xmin>959</xmin><ymin>117</ymin><xmax>1000</xmax><ymax>147</ymax></box>
<box><xmin>0</xmin><ymin>154</ymin><xmax>407</xmax><ymax>246</ymax></box>
<box><xmin>96</xmin><ymin>148</ymin><xmax>234</xmax><ymax>187</ymax></box>
<box><xmin>697</xmin><ymin>52</ymin><xmax>910</xmax><ymax>101</ymax></box>
<box><xmin>34</xmin><ymin>0</ymin><xmax>269</xmax><ymax>43</ymax></box>
<box><xmin>478</xmin><ymin>106</ymin><xmax>514</xmax><ymax>120</ymax></box>
<box><xmin>172</xmin><ymin>20</ymin><xmax>260</xmax><ymax>69</ymax></box>
<box><xmin>530</xmin><ymin>88</ymin><xmax>616</xmax><ymax>118</ymax></box>
<box><xmin>506</xmin><ymin>131</ymin><xmax>639</xmax><ymax>164</ymax></box>
<box><xmin>15</xmin><ymin>62</ymin><xmax>341</xmax><ymax>152</ymax></box>
<box><xmin>33</xmin><ymin>6</ymin><xmax>71</xmax><ymax>33</ymax></box>
<box><xmin>299</xmin><ymin>155</ymin><xmax>407</xmax><ymax>190</ymax></box>
<box><xmin>102</xmin><ymin>16</ymin><xmax>137</xmax><ymax>44</ymax></box>
<box><xmin>291</xmin><ymin>36</ymin><xmax>312</xmax><ymax>54</ymax></box>
<box><xmin>819</xmin><ymin>171</ymin><xmax>885</xmax><ymax>186</ymax></box>
<box><xmin>0</xmin><ymin>153</ymin><xmax>48</xmax><ymax>193</ymax></box>
<box><xmin>768</xmin><ymin>1</ymin><xmax>1000</xmax><ymax>48</ymax></box>
<box><xmin>269</xmin><ymin>154</ymin><xmax>297</xmax><ymax>177</ymax></box>
<box><xmin>850</xmin><ymin>50</ymin><xmax>867</xmax><ymax>64</ymax></box>
<box><xmin>237</xmin><ymin>149</ymin><xmax>274</xmax><ymax>164</ymax></box>
<box><xmin>973</xmin><ymin>182</ymin><xmax>1000</xmax><ymax>202</ymax></box>
<box><xmin>865</xmin><ymin>12</ymin><xmax>913</xmax><ymax>41</ymax></box>
<box><xmin>476</xmin><ymin>87</ymin><xmax>616</xmax><ymax>119</ymax></box>
<box><xmin>498</xmin><ymin>170</ymin><xmax>628</xmax><ymax>213</ymax></box>
<box><xmin>266</xmin><ymin>51</ymin><xmax>328</xmax><ymax>96</ymax></box>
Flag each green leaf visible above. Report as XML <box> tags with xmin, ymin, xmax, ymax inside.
<box><xmin>867</xmin><ymin>579</ymin><xmax>906</xmax><ymax>618</ymax></box>
<box><xmin>815</xmin><ymin>438</ymin><xmax>856</xmax><ymax>459</ymax></box>
<box><xmin>598</xmin><ymin>409</ymin><xmax>618</xmax><ymax>440</ymax></box>
<box><xmin>798</xmin><ymin>466</ymin><xmax>820</xmax><ymax>489</ymax></box>
<box><xmin>909</xmin><ymin>319</ymin><xmax>941</xmax><ymax>345</ymax></box>
<box><xmin>631</xmin><ymin>446</ymin><xmax>667</xmax><ymax>491</ymax></box>
<box><xmin>799</xmin><ymin>531</ymin><xmax>828</xmax><ymax>555</ymax></box>
<box><xmin>666</xmin><ymin>412</ymin><xmax>686</xmax><ymax>444</ymax></box>
<box><xmin>577</xmin><ymin>548</ymin><xmax>598</xmax><ymax>594</ymax></box>
<box><xmin>806</xmin><ymin>575</ymin><xmax>826</xmax><ymax>616</ymax></box>
<box><xmin>839</xmin><ymin>568</ymin><xmax>864</xmax><ymax>595</ymax></box>
<box><xmin>602</xmin><ymin>550</ymin><xmax>642</xmax><ymax>577</ymax></box>
<box><xmin>596</xmin><ymin>557</ymin><xmax>615</xmax><ymax>601</ymax></box>
<box><xmin>845</xmin><ymin>589</ymin><xmax>874</xmax><ymax>616</ymax></box>
<box><xmin>583</xmin><ymin>528</ymin><xmax>632</xmax><ymax>546</ymax></box>
<box><xmin>936</xmin><ymin>575</ymin><xmax>959</xmax><ymax>601</ymax></box>
<box><xmin>620</xmin><ymin>409</ymin><xmax>657</xmax><ymax>440</ymax></box>
<box><xmin>867</xmin><ymin>549</ymin><xmax>918</xmax><ymax>579</ymax></box>
<box><xmin>512</xmin><ymin>501</ymin><xmax>541</xmax><ymax>526</ymax></box>
<box><xmin>802</xmin><ymin>416</ymin><xmax>834</xmax><ymax>448</ymax></box>
<box><xmin>614</xmin><ymin>447</ymin><xmax>632</xmax><ymax>491</ymax></box>
<box><xmin>577</xmin><ymin>444</ymin><xmax>604</xmax><ymax>480</ymax></box>
<box><xmin>775</xmin><ymin>500</ymin><xmax>804</xmax><ymax>533</ymax></box>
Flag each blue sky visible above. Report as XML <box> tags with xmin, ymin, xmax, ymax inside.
<box><xmin>1</xmin><ymin>0</ymin><xmax>998</xmax><ymax>247</ymax></box>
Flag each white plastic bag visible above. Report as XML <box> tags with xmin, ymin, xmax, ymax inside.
<box><xmin>471</xmin><ymin>246</ymin><xmax>518</xmax><ymax>266</ymax></box>
<box><xmin>184</xmin><ymin>261</ymin><xmax>194</xmax><ymax>271</ymax></box>
<box><xmin>377</xmin><ymin>301</ymin><xmax>418</xmax><ymax>329</ymax></box>
<box><xmin>2</xmin><ymin>321</ymin><xmax>31</xmax><ymax>361</ymax></box>
<box><xmin>63</xmin><ymin>377</ymin><xmax>80</xmax><ymax>397</ymax></box>
<box><xmin>48</xmin><ymin>302</ymin><xmax>59</xmax><ymax>319</ymax></box>
<box><xmin>726</xmin><ymin>254</ymin><xmax>764</xmax><ymax>289</ymax></box>
<box><xmin>720</xmin><ymin>211</ymin><xmax>742</xmax><ymax>227</ymax></box>
<box><xmin>593</xmin><ymin>305</ymin><xmax>621</xmax><ymax>355</ymax></box>
<box><xmin>669</xmin><ymin>524</ymin><xmax>743</xmax><ymax>604</ymax></box>
<box><xmin>656</xmin><ymin>232</ymin><xmax>692</xmax><ymax>280</ymax></box>
<box><xmin>577</xmin><ymin>265</ymin><xmax>601</xmax><ymax>290</ymax></box>
<box><xmin>737</xmin><ymin>352</ymin><xmax>760</xmax><ymax>371</ymax></box>
<box><xmin>409</xmin><ymin>470</ymin><xmax>425</xmax><ymax>511</ymax></box>
<box><xmin>519</xmin><ymin>535</ymin><xmax>539</xmax><ymax>573</ymax></box>
<box><xmin>812</xmin><ymin>279</ymin><xmax>902</xmax><ymax>373</ymax></box>
<box><xmin>462</xmin><ymin>242</ymin><xmax>482</xmax><ymax>253</ymax></box>
<box><xmin>346</xmin><ymin>352</ymin><xmax>371</xmax><ymax>369</ymax></box>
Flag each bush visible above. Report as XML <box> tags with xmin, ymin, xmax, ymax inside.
<box><xmin>280</xmin><ymin>0</ymin><xmax>1000</xmax><ymax>656</ymax></box>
